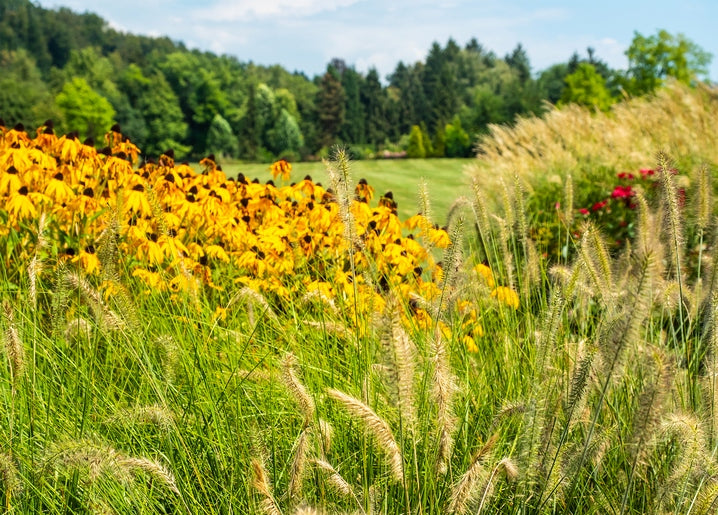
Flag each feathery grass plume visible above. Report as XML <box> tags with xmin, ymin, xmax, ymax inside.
<box><xmin>96</xmin><ymin>202</ymin><xmax>122</xmax><ymax>283</ymax></box>
<box><xmin>28</xmin><ymin>212</ymin><xmax>47</xmax><ymax>308</ymax></box>
<box><xmin>316</xmin><ymin>419</ymin><xmax>333</xmax><ymax>455</ymax></box>
<box><xmin>281</xmin><ymin>353</ymin><xmax>316</xmax><ymax>426</ymax></box>
<box><xmin>155</xmin><ymin>334</ymin><xmax>181</xmax><ymax>383</ymax></box>
<box><xmin>493</xmin><ymin>215</ymin><xmax>515</xmax><ymax>290</ymax></box>
<box><xmin>654</xmin><ymin>413</ymin><xmax>709</xmax><ymax>511</ymax></box>
<box><xmin>658</xmin><ymin>152</ymin><xmax>685</xmax><ymax>283</ymax></box>
<box><xmin>470</xmin><ymin>176</ymin><xmax>492</xmax><ymax>258</ymax></box>
<box><xmin>106</xmin><ymin>404</ymin><xmax>175</xmax><ymax>431</ymax></box>
<box><xmin>563</xmin><ymin>347</ymin><xmax>595</xmax><ymax>430</ymax></box>
<box><xmin>50</xmin><ymin>262</ymin><xmax>72</xmax><ymax>337</ymax></box>
<box><xmin>694</xmin><ymin>478</ymin><xmax>718</xmax><ymax>515</ymax></box>
<box><xmin>326</xmin><ymin>388</ymin><xmax>404</xmax><ymax>482</ymax></box>
<box><xmin>117</xmin><ymin>456</ymin><xmax>180</xmax><ymax>495</ymax></box>
<box><xmin>695</xmin><ymin>163</ymin><xmax>712</xmax><ymax>232</ymax></box>
<box><xmin>446</xmin><ymin>433</ymin><xmax>497</xmax><ymax>514</ymax></box>
<box><xmin>522</xmin><ymin>238</ymin><xmax>541</xmax><ymax>298</ymax></box>
<box><xmin>620</xmin><ymin>349</ymin><xmax>675</xmax><ymax>511</ymax></box>
<box><xmin>326</xmin><ymin>147</ymin><xmax>361</xmax><ymax>253</ymax></box>
<box><xmin>301</xmin><ymin>290</ymin><xmax>339</xmax><ymax>317</ymax></box>
<box><xmin>292</xmin><ymin>506</ymin><xmax>324</xmax><ymax>515</ymax></box>
<box><xmin>445</xmin><ymin>196</ymin><xmax>471</xmax><ymax>236</ymax></box>
<box><xmin>475</xmin><ymin>458</ymin><xmax>519</xmax><ymax>514</ymax></box>
<box><xmin>64</xmin><ymin>316</ymin><xmax>93</xmax><ymax>345</ymax></box>
<box><xmin>43</xmin><ymin>438</ymin><xmax>179</xmax><ymax>496</ymax></box>
<box><xmin>232</xmin><ymin>287</ymin><xmax>279</xmax><ymax>326</ymax></box>
<box><xmin>563</xmin><ymin>174</ymin><xmax>574</xmax><ymax>227</ymax></box>
<box><xmin>704</xmin><ymin>292</ymin><xmax>718</xmax><ymax>444</ymax></box>
<box><xmin>498</xmin><ymin>176</ymin><xmax>515</xmax><ymax>229</ymax></box>
<box><xmin>251</xmin><ymin>457</ymin><xmax>282</xmax><ymax>515</ymax></box>
<box><xmin>378</xmin><ymin>298</ymin><xmax>416</xmax><ymax>431</ymax></box>
<box><xmin>578</xmin><ymin>223</ymin><xmax>613</xmax><ymax>308</ymax></box>
<box><xmin>435</xmin><ymin>216</ymin><xmax>465</xmax><ymax>316</ymax></box>
<box><xmin>63</xmin><ymin>271</ymin><xmax>124</xmax><ymax>331</ymax></box>
<box><xmin>0</xmin><ymin>452</ymin><xmax>21</xmax><ymax>499</ymax></box>
<box><xmin>311</xmin><ymin>459</ymin><xmax>355</xmax><ymax>500</ymax></box>
<box><xmin>287</xmin><ymin>428</ymin><xmax>311</xmax><ymax>505</ymax></box>
<box><xmin>304</xmin><ymin>320</ymin><xmax>349</xmax><ymax>339</ymax></box>
<box><xmin>431</xmin><ymin>327</ymin><xmax>457</xmax><ymax>475</ymax></box>
<box><xmin>2</xmin><ymin>302</ymin><xmax>25</xmax><ymax>386</ymax></box>
<box><xmin>417</xmin><ymin>176</ymin><xmax>433</xmax><ymax>227</ymax></box>
<box><xmin>513</xmin><ymin>173</ymin><xmax>529</xmax><ymax>246</ymax></box>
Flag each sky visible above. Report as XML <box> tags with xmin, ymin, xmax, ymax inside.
<box><xmin>34</xmin><ymin>0</ymin><xmax>718</xmax><ymax>82</ymax></box>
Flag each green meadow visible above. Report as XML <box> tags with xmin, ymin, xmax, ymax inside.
<box><xmin>216</xmin><ymin>158</ymin><xmax>475</xmax><ymax>222</ymax></box>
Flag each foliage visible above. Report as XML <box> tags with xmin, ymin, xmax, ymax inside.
<box><xmin>559</xmin><ymin>62</ymin><xmax>615</xmax><ymax>111</ymax></box>
<box><xmin>406</xmin><ymin>125</ymin><xmax>426</xmax><ymax>158</ymax></box>
<box><xmin>444</xmin><ymin>115</ymin><xmax>472</xmax><ymax>157</ymax></box>
<box><xmin>206</xmin><ymin>113</ymin><xmax>238</xmax><ymax>158</ymax></box>
<box><xmin>623</xmin><ymin>29</ymin><xmax>713</xmax><ymax>95</ymax></box>
<box><xmin>55</xmin><ymin>76</ymin><xmax>115</xmax><ymax>141</ymax></box>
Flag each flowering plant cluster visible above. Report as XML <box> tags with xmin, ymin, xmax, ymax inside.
<box><xmin>0</xmin><ymin>123</ymin><xmax>519</xmax><ymax>351</ymax></box>
<box><xmin>575</xmin><ymin>167</ymin><xmax>665</xmax><ymax>247</ymax></box>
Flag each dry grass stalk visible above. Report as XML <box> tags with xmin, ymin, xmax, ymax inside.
<box><xmin>0</xmin><ymin>452</ymin><xmax>21</xmax><ymax>498</ymax></box>
<box><xmin>288</xmin><ymin>428</ymin><xmax>311</xmax><ymax>504</ymax></box>
<box><xmin>469</xmin><ymin>82</ymin><xmax>718</xmax><ymax>198</ymax></box>
<box><xmin>326</xmin><ymin>388</ymin><xmax>403</xmax><ymax>482</ymax></box>
<box><xmin>251</xmin><ymin>457</ymin><xmax>283</xmax><ymax>515</ymax></box>
<box><xmin>301</xmin><ymin>290</ymin><xmax>339</xmax><ymax>317</ymax></box>
<box><xmin>446</xmin><ymin>434</ymin><xmax>498</xmax><ymax>514</ymax></box>
<box><xmin>232</xmin><ymin>287</ymin><xmax>279</xmax><ymax>325</ymax></box>
<box><xmin>475</xmin><ymin>458</ymin><xmax>519</xmax><ymax>513</ymax></box>
<box><xmin>64</xmin><ymin>316</ymin><xmax>93</xmax><ymax>345</ymax></box>
<box><xmin>379</xmin><ymin>300</ymin><xmax>416</xmax><ymax>430</ymax></box>
<box><xmin>304</xmin><ymin>320</ymin><xmax>349</xmax><ymax>339</ymax></box>
<box><xmin>695</xmin><ymin>163</ymin><xmax>712</xmax><ymax>231</ymax></box>
<box><xmin>431</xmin><ymin>327</ymin><xmax>456</xmax><ymax>475</ymax></box>
<box><xmin>312</xmin><ymin>459</ymin><xmax>354</xmax><ymax>498</ymax></box>
<box><xmin>107</xmin><ymin>404</ymin><xmax>175</xmax><ymax>431</ymax></box>
<box><xmin>118</xmin><ymin>456</ymin><xmax>180</xmax><ymax>495</ymax></box>
<box><xmin>64</xmin><ymin>271</ymin><xmax>124</xmax><ymax>331</ymax></box>
<box><xmin>281</xmin><ymin>353</ymin><xmax>316</xmax><ymax>426</ymax></box>
<box><xmin>28</xmin><ymin>212</ymin><xmax>48</xmax><ymax>308</ymax></box>
<box><xmin>2</xmin><ymin>302</ymin><xmax>25</xmax><ymax>385</ymax></box>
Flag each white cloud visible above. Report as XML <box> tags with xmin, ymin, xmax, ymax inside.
<box><xmin>192</xmin><ymin>0</ymin><xmax>361</xmax><ymax>21</ymax></box>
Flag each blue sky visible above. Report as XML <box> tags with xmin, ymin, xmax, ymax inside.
<box><xmin>35</xmin><ymin>0</ymin><xmax>718</xmax><ymax>81</ymax></box>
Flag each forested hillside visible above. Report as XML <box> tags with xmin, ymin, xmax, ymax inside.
<box><xmin>0</xmin><ymin>0</ymin><xmax>711</xmax><ymax>160</ymax></box>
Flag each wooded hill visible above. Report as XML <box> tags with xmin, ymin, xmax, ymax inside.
<box><xmin>0</xmin><ymin>0</ymin><xmax>711</xmax><ymax>161</ymax></box>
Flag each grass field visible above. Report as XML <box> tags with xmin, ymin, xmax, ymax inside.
<box><xmin>3</xmin><ymin>91</ymin><xmax>718</xmax><ymax>513</ymax></box>
<box><xmin>215</xmin><ymin>158</ymin><xmax>475</xmax><ymax>222</ymax></box>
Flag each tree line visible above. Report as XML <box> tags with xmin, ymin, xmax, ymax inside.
<box><xmin>0</xmin><ymin>0</ymin><xmax>712</xmax><ymax>161</ymax></box>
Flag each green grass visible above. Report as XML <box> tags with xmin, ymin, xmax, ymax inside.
<box><xmin>215</xmin><ymin>158</ymin><xmax>475</xmax><ymax>222</ymax></box>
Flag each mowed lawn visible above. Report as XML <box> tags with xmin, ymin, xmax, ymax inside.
<box><xmin>211</xmin><ymin>158</ymin><xmax>475</xmax><ymax>223</ymax></box>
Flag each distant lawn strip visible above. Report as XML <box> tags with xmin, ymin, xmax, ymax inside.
<box><xmin>213</xmin><ymin>158</ymin><xmax>475</xmax><ymax>223</ymax></box>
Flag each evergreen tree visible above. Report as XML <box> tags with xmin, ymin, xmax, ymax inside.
<box><xmin>406</xmin><ymin>125</ymin><xmax>425</xmax><ymax>158</ymax></box>
<box><xmin>316</xmin><ymin>68</ymin><xmax>345</xmax><ymax>149</ymax></box>
<box><xmin>361</xmin><ymin>67</ymin><xmax>387</xmax><ymax>145</ymax></box>
<box><xmin>339</xmin><ymin>67</ymin><xmax>365</xmax><ymax>144</ymax></box>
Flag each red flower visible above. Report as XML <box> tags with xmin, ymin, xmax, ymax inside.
<box><xmin>639</xmin><ymin>168</ymin><xmax>655</xmax><ymax>178</ymax></box>
<box><xmin>579</xmin><ymin>208</ymin><xmax>589</xmax><ymax>215</ymax></box>
<box><xmin>592</xmin><ymin>200</ymin><xmax>607</xmax><ymax>211</ymax></box>
<box><xmin>611</xmin><ymin>185</ymin><xmax>634</xmax><ymax>199</ymax></box>
<box><xmin>617</xmin><ymin>172</ymin><xmax>635</xmax><ymax>180</ymax></box>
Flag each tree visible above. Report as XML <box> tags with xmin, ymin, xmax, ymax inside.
<box><xmin>340</xmin><ymin>67</ymin><xmax>365</xmax><ymax>144</ymax></box>
<box><xmin>55</xmin><ymin>77</ymin><xmax>115</xmax><ymax>141</ymax></box>
<box><xmin>268</xmin><ymin>109</ymin><xmax>304</xmax><ymax>156</ymax></box>
<box><xmin>559</xmin><ymin>63</ymin><xmax>615</xmax><ymax>111</ymax></box>
<box><xmin>406</xmin><ymin>125</ymin><xmax>425</xmax><ymax>158</ymax></box>
<box><xmin>0</xmin><ymin>49</ymin><xmax>58</xmax><ymax>128</ymax></box>
<box><xmin>316</xmin><ymin>69</ymin><xmax>345</xmax><ymax>149</ymax></box>
<box><xmin>206</xmin><ymin>113</ymin><xmax>237</xmax><ymax>158</ymax></box>
<box><xmin>444</xmin><ymin>115</ymin><xmax>471</xmax><ymax>157</ymax></box>
<box><xmin>623</xmin><ymin>30</ymin><xmax>712</xmax><ymax>95</ymax></box>
<box><xmin>361</xmin><ymin>68</ymin><xmax>387</xmax><ymax>145</ymax></box>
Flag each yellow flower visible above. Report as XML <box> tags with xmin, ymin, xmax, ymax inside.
<box><xmin>6</xmin><ymin>186</ymin><xmax>37</xmax><ymax>222</ymax></box>
<box><xmin>474</xmin><ymin>264</ymin><xmax>495</xmax><ymax>288</ymax></box>
<box><xmin>491</xmin><ymin>286</ymin><xmax>520</xmax><ymax>309</ymax></box>
<box><xmin>270</xmin><ymin>159</ymin><xmax>291</xmax><ymax>181</ymax></box>
<box><xmin>463</xmin><ymin>334</ymin><xmax>478</xmax><ymax>353</ymax></box>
